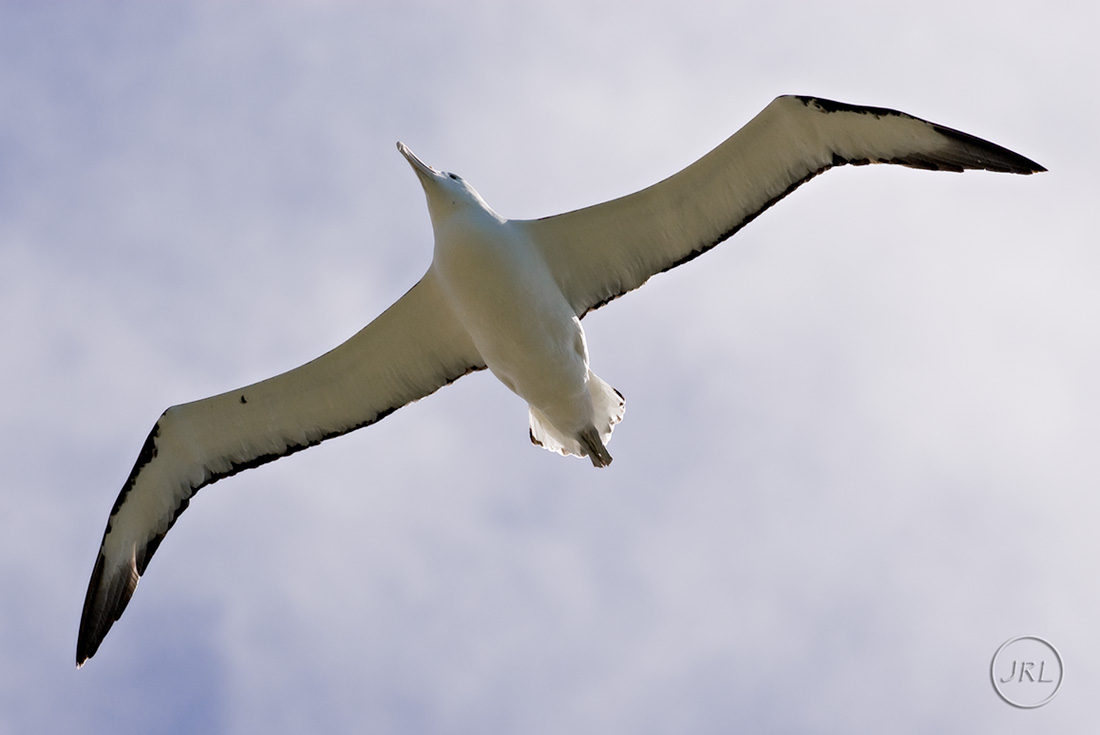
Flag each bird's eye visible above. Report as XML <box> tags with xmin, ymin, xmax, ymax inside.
<box><xmin>448</xmin><ymin>173</ymin><xmax>459</xmax><ymax>181</ymax></box>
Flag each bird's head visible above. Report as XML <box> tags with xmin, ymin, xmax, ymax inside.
<box><xmin>397</xmin><ymin>142</ymin><xmax>497</xmax><ymax>228</ymax></box>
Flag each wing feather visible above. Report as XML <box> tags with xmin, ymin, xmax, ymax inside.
<box><xmin>522</xmin><ymin>95</ymin><xmax>1045</xmax><ymax>317</ymax></box>
<box><xmin>76</xmin><ymin>271</ymin><xmax>484</xmax><ymax>666</ymax></box>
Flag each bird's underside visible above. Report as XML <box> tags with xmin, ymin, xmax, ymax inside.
<box><xmin>76</xmin><ymin>94</ymin><xmax>1044</xmax><ymax>667</ymax></box>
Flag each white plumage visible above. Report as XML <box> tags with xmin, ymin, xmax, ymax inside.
<box><xmin>77</xmin><ymin>95</ymin><xmax>1044</xmax><ymax>666</ymax></box>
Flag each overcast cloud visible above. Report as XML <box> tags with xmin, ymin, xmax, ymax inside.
<box><xmin>1</xmin><ymin>1</ymin><xmax>1096</xmax><ymax>733</ymax></box>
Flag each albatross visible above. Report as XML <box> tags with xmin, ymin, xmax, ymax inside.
<box><xmin>76</xmin><ymin>95</ymin><xmax>1044</xmax><ymax>666</ymax></box>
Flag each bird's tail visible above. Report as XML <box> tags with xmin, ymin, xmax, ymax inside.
<box><xmin>528</xmin><ymin>371</ymin><xmax>625</xmax><ymax>466</ymax></box>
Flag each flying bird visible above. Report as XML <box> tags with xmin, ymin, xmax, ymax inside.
<box><xmin>76</xmin><ymin>95</ymin><xmax>1044</xmax><ymax>666</ymax></box>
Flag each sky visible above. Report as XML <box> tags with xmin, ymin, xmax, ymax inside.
<box><xmin>2</xmin><ymin>1</ymin><xmax>1097</xmax><ymax>732</ymax></box>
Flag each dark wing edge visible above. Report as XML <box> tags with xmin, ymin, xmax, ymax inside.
<box><xmin>524</xmin><ymin>94</ymin><xmax>1045</xmax><ymax>318</ymax></box>
<box><xmin>77</xmin><ymin>274</ymin><xmax>484</xmax><ymax>666</ymax></box>
<box><xmin>76</xmin><ymin>540</ymin><xmax>139</xmax><ymax>667</ymax></box>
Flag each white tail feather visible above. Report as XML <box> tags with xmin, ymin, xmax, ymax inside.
<box><xmin>588</xmin><ymin>372</ymin><xmax>625</xmax><ymax>445</ymax></box>
<box><xmin>528</xmin><ymin>371</ymin><xmax>625</xmax><ymax>462</ymax></box>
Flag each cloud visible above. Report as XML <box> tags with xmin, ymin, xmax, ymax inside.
<box><xmin>1</xmin><ymin>1</ymin><xmax>1094</xmax><ymax>733</ymax></box>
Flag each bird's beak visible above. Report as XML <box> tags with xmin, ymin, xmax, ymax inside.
<box><xmin>397</xmin><ymin>142</ymin><xmax>438</xmax><ymax>183</ymax></box>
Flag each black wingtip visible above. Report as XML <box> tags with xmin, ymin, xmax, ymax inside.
<box><xmin>76</xmin><ymin>552</ymin><xmax>138</xmax><ymax>668</ymax></box>
<box><xmin>930</xmin><ymin>123</ymin><xmax>1046</xmax><ymax>175</ymax></box>
<box><xmin>76</xmin><ymin>555</ymin><xmax>109</xmax><ymax>667</ymax></box>
<box><xmin>790</xmin><ymin>95</ymin><xmax>1046</xmax><ymax>176</ymax></box>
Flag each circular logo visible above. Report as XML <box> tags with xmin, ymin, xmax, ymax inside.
<box><xmin>990</xmin><ymin>635</ymin><xmax>1063</xmax><ymax>708</ymax></box>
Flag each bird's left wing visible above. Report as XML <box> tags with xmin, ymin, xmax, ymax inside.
<box><xmin>77</xmin><ymin>271</ymin><xmax>484</xmax><ymax>666</ymax></box>
<box><xmin>521</xmin><ymin>95</ymin><xmax>1045</xmax><ymax>317</ymax></box>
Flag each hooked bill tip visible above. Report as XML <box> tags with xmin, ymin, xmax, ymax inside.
<box><xmin>397</xmin><ymin>142</ymin><xmax>436</xmax><ymax>177</ymax></box>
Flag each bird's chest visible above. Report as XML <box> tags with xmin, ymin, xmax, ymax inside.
<box><xmin>433</xmin><ymin>226</ymin><xmax>581</xmax><ymax>382</ymax></box>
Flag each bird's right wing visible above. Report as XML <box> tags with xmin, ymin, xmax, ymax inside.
<box><xmin>522</xmin><ymin>95</ymin><xmax>1045</xmax><ymax>317</ymax></box>
<box><xmin>77</xmin><ymin>270</ymin><xmax>484</xmax><ymax>666</ymax></box>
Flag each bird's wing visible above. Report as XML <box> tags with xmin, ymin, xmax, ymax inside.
<box><xmin>76</xmin><ymin>271</ymin><xmax>484</xmax><ymax>666</ymax></box>
<box><xmin>522</xmin><ymin>95</ymin><xmax>1045</xmax><ymax>317</ymax></box>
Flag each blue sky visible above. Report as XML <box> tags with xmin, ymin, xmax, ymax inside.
<box><xmin>2</xmin><ymin>1</ymin><xmax>1096</xmax><ymax>733</ymax></box>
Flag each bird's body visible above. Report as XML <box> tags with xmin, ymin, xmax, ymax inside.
<box><xmin>405</xmin><ymin>144</ymin><xmax>623</xmax><ymax>463</ymax></box>
<box><xmin>77</xmin><ymin>95</ymin><xmax>1045</xmax><ymax>666</ymax></box>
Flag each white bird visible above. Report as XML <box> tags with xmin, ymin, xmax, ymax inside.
<box><xmin>76</xmin><ymin>95</ymin><xmax>1044</xmax><ymax>666</ymax></box>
